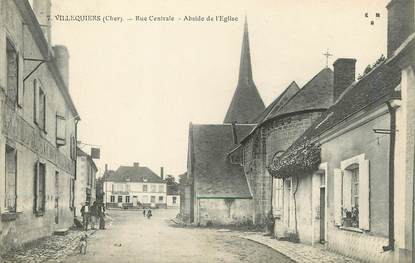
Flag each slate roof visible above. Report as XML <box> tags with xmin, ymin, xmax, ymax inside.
<box><xmin>106</xmin><ymin>165</ymin><xmax>164</xmax><ymax>183</ymax></box>
<box><xmin>190</xmin><ymin>124</ymin><xmax>254</xmax><ymax>198</ymax></box>
<box><xmin>223</xmin><ymin>19</ymin><xmax>265</xmax><ymax>124</ymax></box>
<box><xmin>271</xmin><ymin>57</ymin><xmax>403</xmax><ymax>172</ymax></box>
<box><xmin>269</xmin><ymin>68</ymin><xmax>334</xmax><ymax>119</ymax></box>
<box><xmin>251</xmin><ymin>81</ymin><xmax>300</xmax><ymax>123</ymax></box>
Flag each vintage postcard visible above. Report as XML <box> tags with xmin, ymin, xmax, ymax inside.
<box><xmin>0</xmin><ymin>0</ymin><xmax>414</xmax><ymax>262</ymax></box>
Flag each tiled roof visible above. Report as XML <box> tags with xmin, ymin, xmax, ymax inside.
<box><xmin>269</xmin><ymin>68</ymin><xmax>334</xmax><ymax>118</ymax></box>
<box><xmin>190</xmin><ymin>124</ymin><xmax>254</xmax><ymax>198</ymax></box>
<box><xmin>106</xmin><ymin>165</ymin><xmax>164</xmax><ymax>183</ymax></box>
<box><xmin>251</xmin><ymin>81</ymin><xmax>300</xmax><ymax>123</ymax></box>
<box><xmin>270</xmin><ymin>59</ymin><xmax>402</xmax><ymax>175</ymax></box>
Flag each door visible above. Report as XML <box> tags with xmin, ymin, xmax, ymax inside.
<box><xmin>319</xmin><ymin>187</ymin><xmax>325</xmax><ymax>242</ymax></box>
<box><xmin>55</xmin><ymin>171</ymin><xmax>59</xmax><ymax>224</ymax></box>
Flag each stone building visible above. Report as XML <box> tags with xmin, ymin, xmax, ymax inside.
<box><xmin>269</xmin><ymin>0</ymin><xmax>415</xmax><ymax>262</ymax></box>
<box><xmin>0</xmin><ymin>0</ymin><xmax>80</xmax><ymax>254</ymax></box>
<box><xmin>104</xmin><ymin>163</ymin><xmax>167</xmax><ymax>208</ymax></box>
<box><xmin>74</xmin><ymin>147</ymin><xmax>97</xmax><ymax>215</ymax></box>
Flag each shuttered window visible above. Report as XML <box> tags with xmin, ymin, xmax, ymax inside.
<box><xmin>6</xmin><ymin>40</ymin><xmax>19</xmax><ymax>105</ymax></box>
<box><xmin>56</xmin><ymin>114</ymin><xmax>66</xmax><ymax>146</ymax></box>
<box><xmin>33</xmin><ymin>80</ymin><xmax>46</xmax><ymax>131</ymax></box>
<box><xmin>5</xmin><ymin>145</ymin><xmax>17</xmax><ymax>212</ymax></box>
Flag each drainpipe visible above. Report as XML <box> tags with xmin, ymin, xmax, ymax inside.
<box><xmin>383</xmin><ymin>101</ymin><xmax>396</xmax><ymax>251</ymax></box>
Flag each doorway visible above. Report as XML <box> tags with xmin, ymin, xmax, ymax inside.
<box><xmin>319</xmin><ymin>187</ymin><xmax>325</xmax><ymax>242</ymax></box>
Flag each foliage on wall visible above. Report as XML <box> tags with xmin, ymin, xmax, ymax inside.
<box><xmin>267</xmin><ymin>141</ymin><xmax>321</xmax><ymax>179</ymax></box>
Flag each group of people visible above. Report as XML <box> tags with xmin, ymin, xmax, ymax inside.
<box><xmin>81</xmin><ymin>201</ymin><xmax>106</xmax><ymax>230</ymax></box>
<box><xmin>143</xmin><ymin>208</ymin><xmax>152</xmax><ymax>219</ymax></box>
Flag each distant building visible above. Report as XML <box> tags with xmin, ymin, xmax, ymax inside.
<box><xmin>75</xmin><ymin>147</ymin><xmax>97</xmax><ymax>214</ymax></box>
<box><xmin>0</xmin><ymin>0</ymin><xmax>80</xmax><ymax>254</ymax></box>
<box><xmin>104</xmin><ymin>163</ymin><xmax>167</xmax><ymax>208</ymax></box>
<box><xmin>166</xmin><ymin>181</ymin><xmax>180</xmax><ymax>208</ymax></box>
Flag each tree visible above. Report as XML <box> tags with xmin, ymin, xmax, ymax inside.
<box><xmin>165</xmin><ymin>175</ymin><xmax>176</xmax><ymax>186</ymax></box>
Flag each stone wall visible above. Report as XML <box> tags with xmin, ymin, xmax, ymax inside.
<box><xmin>197</xmin><ymin>198</ymin><xmax>253</xmax><ymax>226</ymax></box>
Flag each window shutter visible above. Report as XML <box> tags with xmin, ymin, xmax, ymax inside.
<box><xmin>43</xmin><ymin>95</ymin><xmax>47</xmax><ymax>132</ymax></box>
<box><xmin>333</xmin><ymin>169</ymin><xmax>342</xmax><ymax>226</ymax></box>
<box><xmin>17</xmin><ymin>55</ymin><xmax>23</xmax><ymax>107</ymax></box>
<box><xmin>34</xmin><ymin>80</ymin><xmax>39</xmax><ymax>124</ymax></box>
<box><xmin>359</xmin><ymin>160</ymin><xmax>370</xmax><ymax>230</ymax></box>
<box><xmin>33</xmin><ymin>161</ymin><xmax>39</xmax><ymax>213</ymax></box>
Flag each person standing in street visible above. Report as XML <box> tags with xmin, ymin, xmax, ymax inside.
<box><xmin>90</xmin><ymin>201</ymin><xmax>98</xmax><ymax>230</ymax></box>
<box><xmin>143</xmin><ymin>208</ymin><xmax>146</xmax><ymax>217</ymax></box>
<box><xmin>80</xmin><ymin>202</ymin><xmax>90</xmax><ymax>231</ymax></box>
<box><xmin>147</xmin><ymin>209</ymin><xmax>152</xmax><ymax>219</ymax></box>
<box><xmin>99</xmin><ymin>203</ymin><xmax>106</xmax><ymax>230</ymax></box>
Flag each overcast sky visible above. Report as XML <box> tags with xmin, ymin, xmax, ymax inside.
<box><xmin>51</xmin><ymin>0</ymin><xmax>388</xmax><ymax>178</ymax></box>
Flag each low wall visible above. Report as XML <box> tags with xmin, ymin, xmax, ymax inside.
<box><xmin>197</xmin><ymin>198</ymin><xmax>253</xmax><ymax>226</ymax></box>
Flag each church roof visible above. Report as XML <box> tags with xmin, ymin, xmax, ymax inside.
<box><xmin>107</xmin><ymin>165</ymin><xmax>164</xmax><ymax>184</ymax></box>
<box><xmin>223</xmin><ymin>18</ymin><xmax>265</xmax><ymax>124</ymax></box>
<box><xmin>269</xmin><ymin>68</ymin><xmax>334</xmax><ymax>119</ymax></box>
<box><xmin>252</xmin><ymin>81</ymin><xmax>300</xmax><ymax>123</ymax></box>
<box><xmin>189</xmin><ymin>124</ymin><xmax>254</xmax><ymax>198</ymax></box>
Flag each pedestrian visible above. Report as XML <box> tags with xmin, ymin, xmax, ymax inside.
<box><xmin>147</xmin><ymin>209</ymin><xmax>152</xmax><ymax>219</ymax></box>
<box><xmin>80</xmin><ymin>202</ymin><xmax>90</xmax><ymax>231</ymax></box>
<box><xmin>99</xmin><ymin>203</ymin><xmax>106</xmax><ymax>230</ymax></box>
<box><xmin>90</xmin><ymin>201</ymin><xmax>99</xmax><ymax>230</ymax></box>
<box><xmin>143</xmin><ymin>208</ymin><xmax>146</xmax><ymax>217</ymax></box>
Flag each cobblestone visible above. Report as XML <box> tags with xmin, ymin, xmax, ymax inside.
<box><xmin>239</xmin><ymin>233</ymin><xmax>362</xmax><ymax>263</ymax></box>
<box><xmin>0</xmin><ymin>229</ymin><xmax>96</xmax><ymax>263</ymax></box>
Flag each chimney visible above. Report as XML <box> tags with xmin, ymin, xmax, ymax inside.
<box><xmin>133</xmin><ymin>162</ymin><xmax>139</xmax><ymax>168</ymax></box>
<box><xmin>33</xmin><ymin>0</ymin><xmax>52</xmax><ymax>43</ymax></box>
<box><xmin>387</xmin><ymin>0</ymin><xmax>415</xmax><ymax>57</ymax></box>
<box><xmin>105</xmin><ymin>164</ymin><xmax>108</xmax><ymax>172</ymax></box>
<box><xmin>333</xmin><ymin>58</ymin><xmax>356</xmax><ymax>101</ymax></box>
<box><xmin>160</xmin><ymin>167</ymin><xmax>164</xmax><ymax>179</ymax></box>
<box><xmin>53</xmin><ymin>45</ymin><xmax>70</xmax><ymax>88</ymax></box>
<box><xmin>231</xmin><ymin>122</ymin><xmax>238</xmax><ymax>145</ymax></box>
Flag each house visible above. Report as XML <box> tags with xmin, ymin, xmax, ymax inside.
<box><xmin>75</xmin><ymin>147</ymin><xmax>97</xmax><ymax>214</ymax></box>
<box><xmin>268</xmin><ymin>0</ymin><xmax>414</xmax><ymax>262</ymax></box>
<box><xmin>166</xmin><ymin>182</ymin><xmax>180</xmax><ymax>208</ymax></box>
<box><xmin>180</xmin><ymin>18</ymin><xmax>264</xmax><ymax>225</ymax></box>
<box><xmin>0</xmin><ymin>0</ymin><xmax>80</xmax><ymax>254</ymax></box>
<box><xmin>104</xmin><ymin>163</ymin><xmax>167</xmax><ymax>209</ymax></box>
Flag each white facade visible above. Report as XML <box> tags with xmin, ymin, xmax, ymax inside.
<box><xmin>104</xmin><ymin>181</ymin><xmax>167</xmax><ymax>207</ymax></box>
<box><xmin>75</xmin><ymin>153</ymin><xmax>97</xmax><ymax>215</ymax></box>
<box><xmin>167</xmin><ymin>195</ymin><xmax>180</xmax><ymax>207</ymax></box>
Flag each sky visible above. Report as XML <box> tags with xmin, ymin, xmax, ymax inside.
<box><xmin>50</xmin><ymin>0</ymin><xmax>388</xmax><ymax>178</ymax></box>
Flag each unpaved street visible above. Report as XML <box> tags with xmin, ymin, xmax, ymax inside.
<box><xmin>64</xmin><ymin>209</ymin><xmax>294</xmax><ymax>263</ymax></box>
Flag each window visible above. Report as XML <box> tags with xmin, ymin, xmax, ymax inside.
<box><xmin>158</xmin><ymin>185</ymin><xmax>164</xmax><ymax>193</ymax></box>
<box><xmin>274</xmin><ymin>178</ymin><xmax>283</xmax><ymax>217</ymax></box>
<box><xmin>6</xmin><ymin>39</ymin><xmax>21</xmax><ymax>106</ymax></box>
<box><xmin>158</xmin><ymin>196</ymin><xmax>163</xmax><ymax>202</ymax></box>
<box><xmin>334</xmin><ymin>154</ymin><xmax>370</xmax><ymax>230</ymax></box>
<box><xmin>34</xmin><ymin>162</ymin><xmax>46</xmax><ymax>215</ymax></box>
<box><xmin>5</xmin><ymin>145</ymin><xmax>17</xmax><ymax>212</ymax></box>
<box><xmin>117</xmin><ymin>196</ymin><xmax>123</xmax><ymax>203</ymax></box>
<box><xmin>34</xmin><ymin>80</ymin><xmax>46</xmax><ymax>131</ymax></box>
<box><xmin>110</xmin><ymin>195</ymin><xmax>115</xmax><ymax>203</ymax></box>
<box><xmin>150</xmin><ymin>196</ymin><xmax>156</xmax><ymax>203</ymax></box>
<box><xmin>56</xmin><ymin>114</ymin><xmax>66</xmax><ymax>146</ymax></box>
<box><xmin>150</xmin><ymin>185</ymin><xmax>156</xmax><ymax>192</ymax></box>
<box><xmin>125</xmin><ymin>196</ymin><xmax>130</xmax><ymax>203</ymax></box>
<box><xmin>172</xmin><ymin>196</ymin><xmax>177</xmax><ymax>204</ymax></box>
<box><xmin>143</xmin><ymin>185</ymin><xmax>148</xmax><ymax>192</ymax></box>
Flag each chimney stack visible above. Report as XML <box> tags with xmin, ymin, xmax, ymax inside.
<box><xmin>53</xmin><ymin>45</ymin><xmax>70</xmax><ymax>88</ymax></box>
<box><xmin>333</xmin><ymin>58</ymin><xmax>356</xmax><ymax>102</ymax></box>
<box><xmin>105</xmin><ymin>164</ymin><xmax>108</xmax><ymax>172</ymax></box>
<box><xmin>387</xmin><ymin>0</ymin><xmax>414</xmax><ymax>57</ymax></box>
<box><xmin>33</xmin><ymin>0</ymin><xmax>52</xmax><ymax>43</ymax></box>
<box><xmin>133</xmin><ymin>162</ymin><xmax>139</xmax><ymax>168</ymax></box>
<box><xmin>160</xmin><ymin>167</ymin><xmax>164</xmax><ymax>179</ymax></box>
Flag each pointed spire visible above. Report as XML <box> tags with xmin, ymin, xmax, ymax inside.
<box><xmin>238</xmin><ymin>16</ymin><xmax>253</xmax><ymax>84</ymax></box>
<box><xmin>223</xmin><ymin>17</ymin><xmax>265</xmax><ymax>124</ymax></box>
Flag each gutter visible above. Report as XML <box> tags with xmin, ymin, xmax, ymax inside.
<box><xmin>383</xmin><ymin>101</ymin><xmax>396</xmax><ymax>252</ymax></box>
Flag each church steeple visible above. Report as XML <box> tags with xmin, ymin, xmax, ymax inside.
<box><xmin>223</xmin><ymin>17</ymin><xmax>265</xmax><ymax>124</ymax></box>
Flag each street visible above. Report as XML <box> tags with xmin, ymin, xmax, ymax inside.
<box><xmin>64</xmin><ymin>209</ymin><xmax>294</xmax><ymax>263</ymax></box>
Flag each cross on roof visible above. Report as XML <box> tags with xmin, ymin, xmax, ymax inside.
<box><xmin>323</xmin><ymin>49</ymin><xmax>333</xmax><ymax>68</ymax></box>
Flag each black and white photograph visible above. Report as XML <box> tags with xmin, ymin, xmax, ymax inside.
<box><xmin>0</xmin><ymin>0</ymin><xmax>414</xmax><ymax>262</ymax></box>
